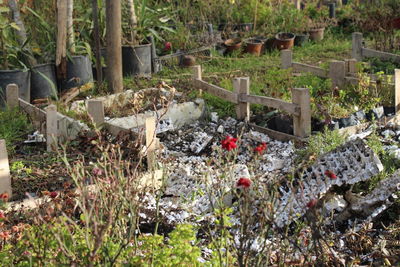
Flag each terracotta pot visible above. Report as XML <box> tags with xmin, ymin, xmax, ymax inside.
<box><xmin>224</xmin><ymin>38</ymin><xmax>242</xmax><ymax>54</ymax></box>
<box><xmin>244</xmin><ymin>38</ymin><xmax>264</xmax><ymax>56</ymax></box>
<box><xmin>309</xmin><ymin>27</ymin><xmax>325</xmax><ymax>42</ymax></box>
<box><xmin>274</xmin><ymin>32</ymin><xmax>295</xmax><ymax>50</ymax></box>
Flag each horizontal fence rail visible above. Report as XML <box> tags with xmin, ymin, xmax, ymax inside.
<box><xmin>191</xmin><ymin>65</ymin><xmax>311</xmax><ymax>139</ymax></box>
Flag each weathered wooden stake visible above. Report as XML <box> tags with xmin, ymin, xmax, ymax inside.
<box><xmin>192</xmin><ymin>65</ymin><xmax>202</xmax><ymax>80</ymax></box>
<box><xmin>87</xmin><ymin>100</ymin><xmax>105</xmax><ymax>126</ymax></box>
<box><xmin>234</xmin><ymin>77</ymin><xmax>250</xmax><ymax>121</ymax></box>
<box><xmin>46</xmin><ymin>105</ymin><xmax>58</xmax><ymax>152</ymax></box>
<box><xmin>345</xmin><ymin>58</ymin><xmax>357</xmax><ymax>74</ymax></box>
<box><xmin>281</xmin><ymin>50</ymin><xmax>293</xmax><ymax>69</ymax></box>
<box><xmin>352</xmin><ymin>32</ymin><xmax>363</xmax><ymax>61</ymax></box>
<box><xmin>0</xmin><ymin>140</ymin><xmax>12</xmax><ymax>198</ymax></box>
<box><xmin>329</xmin><ymin>60</ymin><xmax>346</xmax><ymax>87</ymax></box>
<box><xmin>106</xmin><ymin>0</ymin><xmax>123</xmax><ymax>93</ymax></box>
<box><xmin>395</xmin><ymin>69</ymin><xmax>400</xmax><ymax>113</ymax></box>
<box><xmin>145</xmin><ymin>116</ymin><xmax>157</xmax><ymax>170</ymax></box>
<box><xmin>6</xmin><ymin>84</ymin><xmax>19</xmax><ymax>109</ymax></box>
<box><xmin>292</xmin><ymin>88</ymin><xmax>311</xmax><ymax>138</ymax></box>
<box><xmin>56</xmin><ymin>0</ymin><xmax>68</xmax><ymax>80</ymax></box>
<box><xmin>192</xmin><ymin>65</ymin><xmax>202</xmax><ymax>95</ymax></box>
<box><xmin>293</xmin><ymin>0</ymin><xmax>301</xmax><ymax>9</ymax></box>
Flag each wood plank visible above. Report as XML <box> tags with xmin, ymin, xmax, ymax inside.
<box><xmin>6</xmin><ymin>84</ymin><xmax>19</xmax><ymax>109</ymax></box>
<box><xmin>329</xmin><ymin>60</ymin><xmax>346</xmax><ymax>87</ymax></box>
<box><xmin>240</xmin><ymin>94</ymin><xmax>300</xmax><ymax>116</ymax></box>
<box><xmin>362</xmin><ymin>48</ymin><xmax>400</xmax><ymax>64</ymax></box>
<box><xmin>45</xmin><ymin>105</ymin><xmax>58</xmax><ymax>152</ymax></box>
<box><xmin>292</xmin><ymin>62</ymin><xmax>328</xmax><ymax>78</ymax></box>
<box><xmin>292</xmin><ymin>88</ymin><xmax>311</xmax><ymax>138</ymax></box>
<box><xmin>0</xmin><ymin>140</ymin><xmax>12</xmax><ymax>198</ymax></box>
<box><xmin>18</xmin><ymin>99</ymin><xmax>47</xmax><ymax>122</ymax></box>
<box><xmin>281</xmin><ymin>50</ymin><xmax>293</xmax><ymax>69</ymax></box>
<box><xmin>234</xmin><ymin>77</ymin><xmax>250</xmax><ymax>121</ymax></box>
<box><xmin>352</xmin><ymin>32</ymin><xmax>363</xmax><ymax>61</ymax></box>
<box><xmin>145</xmin><ymin>116</ymin><xmax>156</xmax><ymax>170</ymax></box>
<box><xmin>87</xmin><ymin>99</ymin><xmax>105</xmax><ymax>126</ymax></box>
<box><xmin>56</xmin><ymin>0</ymin><xmax>68</xmax><ymax>78</ymax></box>
<box><xmin>338</xmin><ymin>122</ymin><xmax>369</xmax><ymax>136</ymax></box>
<box><xmin>249</xmin><ymin>123</ymin><xmax>306</xmax><ymax>143</ymax></box>
<box><xmin>193</xmin><ymin>79</ymin><xmax>238</xmax><ymax>103</ymax></box>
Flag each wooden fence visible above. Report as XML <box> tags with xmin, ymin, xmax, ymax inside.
<box><xmin>191</xmin><ymin>65</ymin><xmax>311</xmax><ymax>141</ymax></box>
<box><xmin>281</xmin><ymin>49</ymin><xmax>400</xmax><ymax>113</ymax></box>
<box><xmin>352</xmin><ymin>32</ymin><xmax>400</xmax><ymax>64</ymax></box>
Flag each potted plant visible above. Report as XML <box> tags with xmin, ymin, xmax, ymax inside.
<box><xmin>0</xmin><ymin>2</ymin><xmax>31</xmax><ymax>108</ymax></box>
<box><xmin>275</xmin><ymin>32</ymin><xmax>295</xmax><ymax>50</ymax></box>
<box><xmin>120</xmin><ymin>0</ymin><xmax>175</xmax><ymax>77</ymax></box>
<box><xmin>244</xmin><ymin>38</ymin><xmax>264</xmax><ymax>56</ymax></box>
<box><xmin>304</xmin><ymin>4</ymin><xmax>329</xmax><ymax>42</ymax></box>
<box><xmin>224</xmin><ymin>38</ymin><xmax>242</xmax><ymax>54</ymax></box>
<box><xmin>25</xmin><ymin>6</ymin><xmax>58</xmax><ymax>101</ymax></box>
<box><xmin>292</xmin><ymin>13</ymin><xmax>310</xmax><ymax>47</ymax></box>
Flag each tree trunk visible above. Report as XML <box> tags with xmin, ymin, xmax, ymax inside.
<box><xmin>106</xmin><ymin>0</ymin><xmax>123</xmax><ymax>93</ymax></box>
<box><xmin>127</xmin><ymin>0</ymin><xmax>138</xmax><ymax>45</ymax></box>
<box><xmin>56</xmin><ymin>0</ymin><xmax>68</xmax><ymax>79</ymax></box>
<box><xmin>8</xmin><ymin>0</ymin><xmax>37</xmax><ymax>66</ymax></box>
<box><xmin>92</xmin><ymin>0</ymin><xmax>103</xmax><ymax>84</ymax></box>
<box><xmin>67</xmin><ymin>0</ymin><xmax>75</xmax><ymax>53</ymax></box>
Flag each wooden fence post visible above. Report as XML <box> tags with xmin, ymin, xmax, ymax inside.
<box><xmin>87</xmin><ymin>99</ymin><xmax>105</xmax><ymax>126</ymax></box>
<box><xmin>6</xmin><ymin>84</ymin><xmax>19</xmax><ymax>109</ymax></box>
<box><xmin>281</xmin><ymin>50</ymin><xmax>293</xmax><ymax>69</ymax></box>
<box><xmin>395</xmin><ymin>69</ymin><xmax>400</xmax><ymax>113</ymax></box>
<box><xmin>329</xmin><ymin>60</ymin><xmax>346</xmax><ymax>87</ymax></box>
<box><xmin>192</xmin><ymin>65</ymin><xmax>202</xmax><ymax>96</ymax></box>
<box><xmin>192</xmin><ymin>65</ymin><xmax>202</xmax><ymax>80</ymax></box>
<box><xmin>145</xmin><ymin>116</ymin><xmax>156</xmax><ymax>170</ymax></box>
<box><xmin>345</xmin><ymin>58</ymin><xmax>357</xmax><ymax>74</ymax></box>
<box><xmin>0</xmin><ymin>140</ymin><xmax>12</xmax><ymax>198</ymax></box>
<box><xmin>292</xmin><ymin>88</ymin><xmax>311</xmax><ymax>138</ymax></box>
<box><xmin>234</xmin><ymin>77</ymin><xmax>250</xmax><ymax>121</ymax></box>
<box><xmin>45</xmin><ymin>105</ymin><xmax>58</xmax><ymax>152</ymax></box>
<box><xmin>352</xmin><ymin>32</ymin><xmax>363</xmax><ymax>61</ymax></box>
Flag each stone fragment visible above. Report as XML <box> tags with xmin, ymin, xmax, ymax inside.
<box><xmin>190</xmin><ymin>132</ymin><xmax>213</xmax><ymax>154</ymax></box>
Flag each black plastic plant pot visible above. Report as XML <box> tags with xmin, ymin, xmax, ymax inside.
<box><xmin>294</xmin><ymin>33</ymin><xmax>309</xmax><ymax>47</ymax></box>
<box><xmin>122</xmin><ymin>44</ymin><xmax>152</xmax><ymax>77</ymax></box>
<box><xmin>0</xmin><ymin>69</ymin><xmax>30</xmax><ymax>108</ymax></box>
<box><xmin>31</xmin><ymin>63</ymin><xmax>57</xmax><ymax>101</ymax></box>
<box><xmin>60</xmin><ymin>55</ymin><xmax>93</xmax><ymax>91</ymax></box>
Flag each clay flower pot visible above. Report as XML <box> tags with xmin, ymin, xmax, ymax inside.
<box><xmin>224</xmin><ymin>38</ymin><xmax>242</xmax><ymax>54</ymax></box>
<box><xmin>274</xmin><ymin>32</ymin><xmax>295</xmax><ymax>50</ymax></box>
<box><xmin>309</xmin><ymin>27</ymin><xmax>325</xmax><ymax>42</ymax></box>
<box><xmin>244</xmin><ymin>38</ymin><xmax>264</xmax><ymax>56</ymax></box>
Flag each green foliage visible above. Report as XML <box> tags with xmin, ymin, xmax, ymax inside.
<box><xmin>0</xmin><ymin>108</ymin><xmax>32</xmax><ymax>154</ymax></box>
<box><xmin>296</xmin><ymin>127</ymin><xmax>346</xmax><ymax>162</ymax></box>
<box><xmin>0</xmin><ymin>222</ymin><xmax>203</xmax><ymax>266</ymax></box>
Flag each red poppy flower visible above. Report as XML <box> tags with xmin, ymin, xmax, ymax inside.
<box><xmin>164</xmin><ymin>41</ymin><xmax>172</xmax><ymax>51</ymax></box>
<box><xmin>254</xmin><ymin>143</ymin><xmax>267</xmax><ymax>154</ymax></box>
<box><xmin>306</xmin><ymin>199</ymin><xmax>317</xmax><ymax>208</ymax></box>
<box><xmin>324</xmin><ymin>170</ymin><xmax>337</xmax><ymax>180</ymax></box>
<box><xmin>236</xmin><ymin>177</ymin><xmax>252</xmax><ymax>188</ymax></box>
<box><xmin>221</xmin><ymin>136</ymin><xmax>237</xmax><ymax>151</ymax></box>
<box><xmin>49</xmin><ymin>192</ymin><xmax>58</xmax><ymax>199</ymax></box>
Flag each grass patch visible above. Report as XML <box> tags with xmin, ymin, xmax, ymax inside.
<box><xmin>0</xmin><ymin>108</ymin><xmax>32</xmax><ymax>155</ymax></box>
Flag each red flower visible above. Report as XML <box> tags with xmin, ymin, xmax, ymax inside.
<box><xmin>0</xmin><ymin>193</ymin><xmax>9</xmax><ymax>202</ymax></box>
<box><xmin>0</xmin><ymin>231</ymin><xmax>10</xmax><ymax>240</ymax></box>
<box><xmin>49</xmin><ymin>192</ymin><xmax>58</xmax><ymax>199</ymax></box>
<box><xmin>236</xmin><ymin>177</ymin><xmax>252</xmax><ymax>188</ymax></box>
<box><xmin>164</xmin><ymin>41</ymin><xmax>172</xmax><ymax>51</ymax></box>
<box><xmin>254</xmin><ymin>143</ymin><xmax>267</xmax><ymax>154</ymax></box>
<box><xmin>92</xmin><ymin>167</ymin><xmax>103</xmax><ymax>176</ymax></box>
<box><xmin>324</xmin><ymin>170</ymin><xmax>337</xmax><ymax>180</ymax></box>
<box><xmin>221</xmin><ymin>136</ymin><xmax>237</xmax><ymax>151</ymax></box>
<box><xmin>306</xmin><ymin>199</ymin><xmax>317</xmax><ymax>208</ymax></box>
<box><xmin>0</xmin><ymin>211</ymin><xmax>5</xmax><ymax>220</ymax></box>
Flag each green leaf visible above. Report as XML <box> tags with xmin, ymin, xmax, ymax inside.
<box><xmin>9</xmin><ymin>22</ymin><xmax>20</xmax><ymax>31</ymax></box>
<box><xmin>0</xmin><ymin>7</ymin><xmax>9</xmax><ymax>13</ymax></box>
